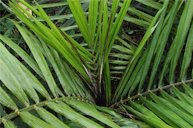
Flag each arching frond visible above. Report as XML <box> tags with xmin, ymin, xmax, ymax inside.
<box><xmin>0</xmin><ymin>30</ymin><xmax>136</xmax><ymax>128</ymax></box>
<box><xmin>113</xmin><ymin>0</ymin><xmax>193</xmax><ymax>101</ymax></box>
<box><xmin>124</xmin><ymin>84</ymin><xmax>193</xmax><ymax>128</ymax></box>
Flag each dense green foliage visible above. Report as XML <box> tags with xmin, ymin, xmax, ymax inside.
<box><xmin>0</xmin><ymin>0</ymin><xmax>193</xmax><ymax>127</ymax></box>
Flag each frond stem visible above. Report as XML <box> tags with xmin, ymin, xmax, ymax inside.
<box><xmin>0</xmin><ymin>96</ymin><xmax>92</xmax><ymax>124</ymax></box>
<box><xmin>110</xmin><ymin>78</ymin><xmax>193</xmax><ymax>108</ymax></box>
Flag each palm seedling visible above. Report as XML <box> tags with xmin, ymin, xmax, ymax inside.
<box><xmin>0</xmin><ymin>0</ymin><xmax>193</xmax><ymax>127</ymax></box>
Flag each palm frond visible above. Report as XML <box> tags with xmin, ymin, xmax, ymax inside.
<box><xmin>9</xmin><ymin>0</ymin><xmax>92</xmax><ymax>81</ymax></box>
<box><xmin>113</xmin><ymin>0</ymin><xmax>193</xmax><ymax>102</ymax></box>
<box><xmin>124</xmin><ymin>84</ymin><xmax>193</xmax><ymax>128</ymax></box>
<box><xmin>0</xmin><ymin>30</ymin><xmax>133</xmax><ymax>128</ymax></box>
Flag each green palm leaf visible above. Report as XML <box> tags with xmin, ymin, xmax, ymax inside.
<box><xmin>1</xmin><ymin>0</ymin><xmax>193</xmax><ymax>128</ymax></box>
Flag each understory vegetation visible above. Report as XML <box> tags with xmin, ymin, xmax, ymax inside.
<box><xmin>0</xmin><ymin>0</ymin><xmax>193</xmax><ymax>128</ymax></box>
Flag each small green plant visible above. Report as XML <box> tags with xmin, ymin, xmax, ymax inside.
<box><xmin>0</xmin><ymin>0</ymin><xmax>193</xmax><ymax>128</ymax></box>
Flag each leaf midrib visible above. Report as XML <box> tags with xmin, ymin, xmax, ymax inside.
<box><xmin>0</xmin><ymin>96</ymin><xmax>93</xmax><ymax>124</ymax></box>
<box><xmin>110</xmin><ymin>78</ymin><xmax>193</xmax><ymax>108</ymax></box>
